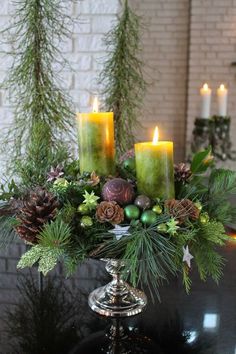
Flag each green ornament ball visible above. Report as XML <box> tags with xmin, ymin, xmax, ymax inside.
<box><xmin>78</xmin><ymin>204</ymin><xmax>90</xmax><ymax>215</ymax></box>
<box><xmin>152</xmin><ymin>205</ymin><xmax>163</xmax><ymax>214</ymax></box>
<box><xmin>194</xmin><ymin>201</ymin><xmax>203</xmax><ymax>211</ymax></box>
<box><xmin>199</xmin><ymin>212</ymin><xmax>209</xmax><ymax>224</ymax></box>
<box><xmin>124</xmin><ymin>205</ymin><xmax>140</xmax><ymax>220</ymax></box>
<box><xmin>53</xmin><ymin>178</ymin><xmax>69</xmax><ymax>189</ymax></box>
<box><xmin>81</xmin><ymin>216</ymin><xmax>93</xmax><ymax>227</ymax></box>
<box><xmin>123</xmin><ymin>158</ymin><xmax>136</xmax><ymax>171</ymax></box>
<box><xmin>141</xmin><ymin>210</ymin><xmax>158</xmax><ymax>225</ymax></box>
<box><xmin>157</xmin><ymin>223</ymin><xmax>168</xmax><ymax>233</ymax></box>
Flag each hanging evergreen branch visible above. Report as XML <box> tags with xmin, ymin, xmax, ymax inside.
<box><xmin>1</xmin><ymin>0</ymin><xmax>76</xmax><ymax>185</ymax></box>
<box><xmin>100</xmin><ymin>0</ymin><xmax>147</xmax><ymax>157</ymax></box>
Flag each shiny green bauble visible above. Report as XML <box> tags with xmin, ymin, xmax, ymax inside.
<box><xmin>141</xmin><ymin>210</ymin><xmax>158</xmax><ymax>225</ymax></box>
<box><xmin>81</xmin><ymin>216</ymin><xmax>93</xmax><ymax>227</ymax></box>
<box><xmin>199</xmin><ymin>212</ymin><xmax>209</xmax><ymax>224</ymax></box>
<box><xmin>124</xmin><ymin>205</ymin><xmax>140</xmax><ymax>220</ymax></box>
<box><xmin>78</xmin><ymin>204</ymin><xmax>90</xmax><ymax>215</ymax></box>
<box><xmin>123</xmin><ymin>158</ymin><xmax>136</xmax><ymax>171</ymax></box>
<box><xmin>157</xmin><ymin>223</ymin><xmax>168</xmax><ymax>233</ymax></box>
<box><xmin>152</xmin><ymin>205</ymin><xmax>163</xmax><ymax>214</ymax></box>
<box><xmin>194</xmin><ymin>201</ymin><xmax>203</xmax><ymax>211</ymax></box>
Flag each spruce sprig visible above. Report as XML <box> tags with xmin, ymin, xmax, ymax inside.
<box><xmin>100</xmin><ymin>0</ymin><xmax>146</xmax><ymax>156</ymax></box>
<box><xmin>1</xmin><ymin>0</ymin><xmax>76</xmax><ymax>184</ymax></box>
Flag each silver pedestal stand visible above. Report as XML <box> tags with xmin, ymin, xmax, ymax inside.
<box><xmin>88</xmin><ymin>259</ymin><xmax>147</xmax><ymax>318</ymax></box>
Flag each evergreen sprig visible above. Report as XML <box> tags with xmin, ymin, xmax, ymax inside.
<box><xmin>207</xmin><ymin>169</ymin><xmax>236</xmax><ymax>223</ymax></box>
<box><xmin>100</xmin><ymin>0</ymin><xmax>146</xmax><ymax>156</ymax></box>
<box><xmin>1</xmin><ymin>0</ymin><xmax>76</xmax><ymax>184</ymax></box>
<box><xmin>17</xmin><ymin>220</ymin><xmax>72</xmax><ymax>274</ymax></box>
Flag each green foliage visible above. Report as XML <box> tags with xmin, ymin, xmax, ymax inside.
<box><xmin>207</xmin><ymin>169</ymin><xmax>236</xmax><ymax>223</ymax></box>
<box><xmin>17</xmin><ymin>219</ymin><xmax>72</xmax><ymax>275</ymax></box>
<box><xmin>1</xmin><ymin>0</ymin><xmax>75</xmax><ymax>184</ymax></box>
<box><xmin>0</xmin><ymin>180</ymin><xmax>20</xmax><ymax>201</ymax></box>
<box><xmin>190</xmin><ymin>146</ymin><xmax>213</xmax><ymax>174</ymax></box>
<box><xmin>100</xmin><ymin>0</ymin><xmax>146</xmax><ymax>156</ymax></box>
<box><xmin>193</xmin><ymin>221</ymin><xmax>228</xmax><ymax>283</ymax></box>
<box><xmin>16</xmin><ymin>123</ymin><xmax>70</xmax><ymax>187</ymax></box>
<box><xmin>199</xmin><ymin>221</ymin><xmax>228</xmax><ymax>245</ymax></box>
<box><xmin>38</xmin><ymin>219</ymin><xmax>72</xmax><ymax>248</ymax></box>
<box><xmin>182</xmin><ymin>265</ymin><xmax>192</xmax><ymax>294</ymax></box>
<box><xmin>17</xmin><ymin>245</ymin><xmax>44</xmax><ymax>269</ymax></box>
<box><xmin>58</xmin><ymin>203</ymin><xmax>77</xmax><ymax>224</ymax></box>
<box><xmin>17</xmin><ymin>245</ymin><xmax>63</xmax><ymax>275</ymax></box>
<box><xmin>123</xmin><ymin>226</ymin><xmax>178</xmax><ymax>300</ymax></box>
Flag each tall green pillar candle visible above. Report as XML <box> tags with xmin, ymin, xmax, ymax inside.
<box><xmin>135</xmin><ymin>128</ymin><xmax>175</xmax><ymax>199</ymax></box>
<box><xmin>77</xmin><ymin>112</ymin><xmax>115</xmax><ymax>175</ymax></box>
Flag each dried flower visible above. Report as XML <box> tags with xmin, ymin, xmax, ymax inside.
<box><xmin>96</xmin><ymin>201</ymin><xmax>124</xmax><ymax>224</ymax></box>
<box><xmin>87</xmin><ymin>171</ymin><xmax>100</xmax><ymax>187</ymax></box>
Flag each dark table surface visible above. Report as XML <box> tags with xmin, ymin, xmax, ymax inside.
<box><xmin>70</xmin><ymin>239</ymin><xmax>236</xmax><ymax>354</ymax></box>
<box><xmin>2</xmin><ymin>239</ymin><xmax>236</xmax><ymax>354</ymax></box>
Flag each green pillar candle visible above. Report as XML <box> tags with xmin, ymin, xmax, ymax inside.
<box><xmin>135</xmin><ymin>128</ymin><xmax>175</xmax><ymax>199</ymax></box>
<box><xmin>77</xmin><ymin>112</ymin><xmax>115</xmax><ymax>175</ymax></box>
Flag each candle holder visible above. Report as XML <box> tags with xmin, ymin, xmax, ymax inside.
<box><xmin>191</xmin><ymin>118</ymin><xmax>211</xmax><ymax>153</ymax></box>
<box><xmin>88</xmin><ymin>259</ymin><xmax>147</xmax><ymax>318</ymax></box>
<box><xmin>191</xmin><ymin>116</ymin><xmax>236</xmax><ymax>161</ymax></box>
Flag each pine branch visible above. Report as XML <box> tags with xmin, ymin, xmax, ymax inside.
<box><xmin>100</xmin><ymin>0</ymin><xmax>146</xmax><ymax>156</ymax></box>
<box><xmin>38</xmin><ymin>219</ymin><xmax>72</xmax><ymax>248</ymax></box>
<box><xmin>1</xmin><ymin>0</ymin><xmax>76</xmax><ymax>184</ymax></box>
<box><xmin>207</xmin><ymin>169</ymin><xmax>236</xmax><ymax>223</ymax></box>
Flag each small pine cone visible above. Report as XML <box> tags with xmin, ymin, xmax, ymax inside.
<box><xmin>15</xmin><ymin>187</ymin><xmax>59</xmax><ymax>244</ymax></box>
<box><xmin>174</xmin><ymin>163</ymin><xmax>192</xmax><ymax>183</ymax></box>
<box><xmin>96</xmin><ymin>201</ymin><xmax>124</xmax><ymax>224</ymax></box>
<box><xmin>165</xmin><ymin>199</ymin><xmax>200</xmax><ymax>224</ymax></box>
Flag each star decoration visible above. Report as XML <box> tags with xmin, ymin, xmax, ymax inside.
<box><xmin>166</xmin><ymin>217</ymin><xmax>180</xmax><ymax>236</ymax></box>
<box><xmin>83</xmin><ymin>190</ymin><xmax>100</xmax><ymax>210</ymax></box>
<box><xmin>47</xmin><ymin>165</ymin><xmax>64</xmax><ymax>182</ymax></box>
<box><xmin>108</xmin><ymin>225</ymin><xmax>130</xmax><ymax>240</ymax></box>
<box><xmin>183</xmin><ymin>245</ymin><xmax>194</xmax><ymax>268</ymax></box>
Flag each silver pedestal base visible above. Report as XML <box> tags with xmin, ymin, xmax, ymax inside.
<box><xmin>88</xmin><ymin>259</ymin><xmax>147</xmax><ymax>317</ymax></box>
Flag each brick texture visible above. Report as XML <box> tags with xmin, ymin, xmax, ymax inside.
<box><xmin>187</xmin><ymin>0</ymin><xmax>236</xmax><ymax>163</ymax></box>
<box><xmin>129</xmin><ymin>0</ymin><xmax>190</xmax><ymax>162</ymax></box>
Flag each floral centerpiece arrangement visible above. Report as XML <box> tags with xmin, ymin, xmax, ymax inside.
<box><xmin>0</xmin><ymin>144</ymin><xmax>235</xmax><ymax>297</ymax></box>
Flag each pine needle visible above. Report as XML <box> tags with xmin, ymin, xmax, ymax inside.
<box><xmin>100</xmin><ymin>0</ymin><xmax>147</xmax><ymax>156</ymax></box>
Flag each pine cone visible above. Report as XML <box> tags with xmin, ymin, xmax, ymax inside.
<box><xmin>174</xmin><ymin>163</ymin><xmax>192</xmax><ymax>183</ymax></box>
<box><xmin>165</xmin><ymin>199</ymin><xmax>200</xmax><ymax>224</ymax></box>
<box><xmin>15</xmin><ymin>187</ymin><xmax>59</xmax><ymax>244</ymax></box>
<box><xmin>96</xmin><ymin>201</ymin><xmax>124</xmax><ymax>224</ymax></box>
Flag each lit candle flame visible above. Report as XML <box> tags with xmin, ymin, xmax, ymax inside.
<box><xmin>153</xmin><ymin>126</ymin><xmax>159</xmax><ymax>145</ymax></box>
<box><xmin>220</xmin><ymin>84</ymin><xmax>225</xmax><ymax>91</ymax></box>
<box><xmin>203</xmin><ymin>83</ymin><xmax>209</xmax><ymax>90</ymax></box>
<box><xmin>93</xmin><ymin>97</ymin><xmax>99</xmax><ymax>113</ymax></box>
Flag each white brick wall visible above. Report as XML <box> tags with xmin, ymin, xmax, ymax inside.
<box><xmin>129</xmin><ymin>0</ymin><xmax>190</xmax><ymax>162</ymax></box>
<box><xmin>0</xmin><ymin>0</ymin><xmax>120</xmax><ymax>124</ymax></box>
<box><xmin>187</xmin><ymin>0</ymin><xmax>236</xmax><ymax>166</ymax></box>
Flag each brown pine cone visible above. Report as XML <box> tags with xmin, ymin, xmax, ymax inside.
<box><xmin>96</xmin><ymin>201</ymin><xmax>124</xmax><ymax>224</ymax></box>
<box><xmin>174</xmin><ymin>163</ymin><xmax>192</xmax><ymax>183</ymax></box>
<box><xmin>165</xmin><ymin>198</ymin><xmax>200</xmax><ymax>224</ymax></box>
<box><xmin>15</xmin><ymin>187</ymin><xmax>59</xmax><ymax>244</ymax></box>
